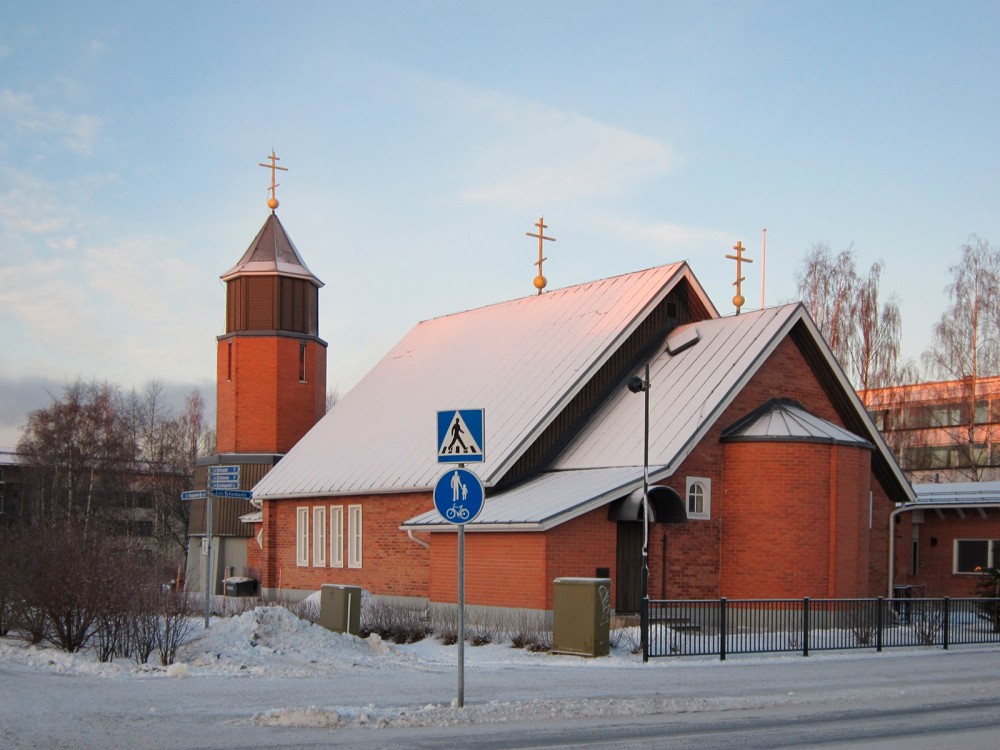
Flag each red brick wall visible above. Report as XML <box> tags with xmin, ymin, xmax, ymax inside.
<box><xmin>429</xmin><ymin>532</ymin><xmax>550</xmax><ymax>609</ymax></box>
<box><xmin>719</xmin><ymin>442</ymin><xmax>874</xmax><ymax>598</ymax></box>
<box><xmin>259</xmin><ymin>493</ymin><xmax>433</xmax><ymax>597</ymax></box>
<box><xmin>216</xmin><ymin>336</ymin><xmax>326</xmax><ymax>455</ymax></box>
<box><xmin>895</xmin><ymin>509</ymin><xmax>1000</xmax><ymax>597</ymax></box>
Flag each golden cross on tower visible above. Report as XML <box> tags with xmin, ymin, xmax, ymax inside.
<box><xmin>725</xmin><ymin>240</ymin><xmax>754</xmax><ymax>315</ymax></box>
<box><xmin>525</xmin><ymin>216</ymin><xmax>556</xmax><ymax>295</ymax></box>
<box><xmin>258</xmin><ymin>150</ymin><xmax>289</xmax><ymax>212</ymax></box>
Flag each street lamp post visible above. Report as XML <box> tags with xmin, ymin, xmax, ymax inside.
<box><xmin>627</xmin><ymin>363</ymin><xmax>651</xmax><ymax>663</ymax></box>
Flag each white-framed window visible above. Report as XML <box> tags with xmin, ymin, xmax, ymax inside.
<box><xmin>313</xmin><ymin>506</ymin><xmax>327</xmax><ymax>567</ymax></box>
<box><xmin>685</xmin><ymin>477</ymin><xmax>711</xmax><ymax>520</ymax></box>
<box><xmin>330</xmin><ymin>505</ymin><xmax>344</xmax><ymax>568</ymax></box>
<box><xmin>296</xmin><ymin>507</ymin><xmax>309</xmax><ymax>566</ymax></box>
<box><xmin>954</xmin><ymin>539</ymin><xmax>1000</xmax><ymax>574</ymax></box>
<box><xmin>348</xmin><ymin>504</ymin><xmax>363</xmax><ymax>568</ymax></box>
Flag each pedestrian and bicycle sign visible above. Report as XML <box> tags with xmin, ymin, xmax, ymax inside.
<box><xmin>437</xmin><ymin>409</ymin><xmax>484</xmax><ymax>463</ymax></box>
<box><xmin>433</xmin><ymin>468</ymin><xmax>485</xmax><ymax>525</ymax></box>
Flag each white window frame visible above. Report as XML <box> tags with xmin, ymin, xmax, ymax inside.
<box><xmin>296</xmin><ymin>507</ymin><xmax>309</xmax><ymax>567</ymax></box>
<box><xmin>348</xmin><ymin>504</ymin><xmax>363</xmax><ymax>568</ymax></box>
<box><xmin>685</xmin><ymin>477</ymin><xmax>711</xmax><ymax>520</ymax></box>
<box><xmin>330</xmin><ymin>505</ymin><xmax>344</xmax><ymax>568</ymax></box>
<box><xmin>312</xmin><ymin>506</ymin><xmax>327</xmax><ymax>567</ymax></box>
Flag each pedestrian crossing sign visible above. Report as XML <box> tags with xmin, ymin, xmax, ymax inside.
<box><xmin>437</xmin><ymin>409</ymin><xmax>485</xmax><ymax>463</ymax></box>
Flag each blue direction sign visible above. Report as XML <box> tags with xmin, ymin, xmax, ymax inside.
<box><xmin>433</xmin><ymin>468</ymin><xmax>485</xmax><ymax>525</ymax></box>
<box><xmin>209</xmin><ymin>479</ymin><xmax>239</xmax><ymax>490</ymax></box>
<box><xmin>210</xmin><ymin>465</ymin><xmax>239</xmax><ymax>478</ymax></box>
<box><xmin>180</xmin><ymin>490</ymin><xmax>207</xmax><ymax>501</ymax></box>
<box><xmin>213</xmin><ymin>489</ymin><xmax>253</xmax><ymax>500</ymax></box>
<box><xmin>437</xmin><ymin>409</ymin><xmax>485</xmax><ymax>463</ymax></box>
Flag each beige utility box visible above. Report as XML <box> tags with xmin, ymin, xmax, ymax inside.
<box><xmin>319</xmin><ymin>584</ymin><xmax>363</xmax><ymax>635</ymax></box>
<box><xmin>551</xmin><ymin>577</ymin><xmax>612</xmax><ymax>657</ymax></box>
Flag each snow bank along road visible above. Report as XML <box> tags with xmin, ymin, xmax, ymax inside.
<box><xmin>2</xmin><ymin>607</ymin><xmax>1000</xmax><ymax>749</ymax></box>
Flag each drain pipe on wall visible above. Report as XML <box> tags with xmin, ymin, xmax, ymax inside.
<box><xmin>406</xmin><ymin>528</ymin><xmax>430</xmax><ymax>549</ymax></box>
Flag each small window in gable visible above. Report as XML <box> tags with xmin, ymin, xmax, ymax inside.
<box><xmin>686</xmin><ymin>477</ymin><xmax>711</xmax><ymax>520</ymax></box>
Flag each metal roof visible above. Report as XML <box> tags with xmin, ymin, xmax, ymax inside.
<box><xmin>912</xmin><ymin>481</ymin><xmax>1000</xmax><ymax>505</ymax></box>
<box><xmin>221</xmin><ymin>213</ymin><xmax>323</xmax><ymax>286</ymax></box>
<box><xmin>403</xmin><ymin>467</ymin><xmax>648</xmax><ymax>531</ymax></box>
<box><xmin>552</xmin><ymin>304</ymin><xmax>802</xmax><ymax>473</ymax></box>
<box><xmin>720</xmin><ymin>398</ymin><xmax>874</xmax><ymax>448</ymax></box>
<box><xmin>252</xmin><ymin>263</ymin><xmax>706</xmax><ymax>500</ymax></box>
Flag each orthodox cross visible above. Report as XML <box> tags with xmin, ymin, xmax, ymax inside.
<box><xmin>725</xmin><ymin>240</ymin><xmax>753</xmax><ymax>315</ymax></box>
<box><xmin>258</xmin><ymin>150</ymin><xmax>288</xmax><ymax>212</ymax></box>
<box><xmin>525</xmin><ymin>216</ymin><xmax>556</xmax><ymax>295</ymax></box>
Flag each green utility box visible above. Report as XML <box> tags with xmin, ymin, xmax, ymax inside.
<box><xmin>551</xmin><ymin>577</ymin><xmax>612</xmax><ymax>657</ymax></box>
<box><xmin>319</xmin><ymin>584</ymin><xmax>363</xmax><ymax>635</ymax></box>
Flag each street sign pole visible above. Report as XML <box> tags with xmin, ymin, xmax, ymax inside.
<box><xmin>204</xmin><ymin>487</ymin><xmax>212</xmax><ymax>629</ymax></box>
<box><xmin>458</xmin><ymin>518</ymin><xmax>465</xmax><ymax>708</ymax></box>
<box><xmin>434</xmin><ymin>412</ymin><xmax>485</xmax><ymax>711</ymax></box>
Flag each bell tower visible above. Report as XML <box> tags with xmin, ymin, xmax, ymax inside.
<box><xmin>215</xmin><ymin>156</ymin><xmax>327</xmax><ymax>454</ymax></box>
<box><xmin>187</xmin><ymin>152</ymin><xmax>327</xmax><ymax>597</ymax></box>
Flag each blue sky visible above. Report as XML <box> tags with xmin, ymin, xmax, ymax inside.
<box><xmin>2</xmin><ymin>1</ymin><xmax>999</xmax><ymax>446</ymax></box>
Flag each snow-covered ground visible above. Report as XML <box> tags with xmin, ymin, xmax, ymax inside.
<box><xmin>3</xmin><ymin>604</ymin><xmax>1000</xmax><ymax>748</ymax></box>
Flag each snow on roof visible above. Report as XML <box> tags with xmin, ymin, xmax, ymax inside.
<box><xmin>253</xmin><ymin>263</ymin><xmax>703</xmax><ymax>499</ymax></box>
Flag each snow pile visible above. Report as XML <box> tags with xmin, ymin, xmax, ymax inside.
<box><xmin>253</xmin><ymin>693</ymin><xmax>817</xmax><ymax>730</ymax></box>
<box><xmin>179</xmin><ymin>605</ymin><xmax>405</xmax><ymax>677</ymax></box>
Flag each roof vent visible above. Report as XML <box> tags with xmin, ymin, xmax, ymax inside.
<box><xmin>666</xmin><ymin>326</ymin><xmax>700</xmax><ymax>355</ymax></box>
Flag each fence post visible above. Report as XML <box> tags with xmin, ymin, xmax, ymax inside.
<box><xmin>942</xmin><ymin>597</ymin><xmax>950</xmax><ymax>650</ymax></box>
<box><xmin>876</xmin><ymin>596</ymin><xmax>883</xmax><ymax>653</ymax></box>
<box><xmin>720</xmin><ymin>597</ymin><xmax>727</xmax><ymax>662</ymax></box>
<box><xmin>802</xmin><ymin>598</ymin><xmax>810</xmax><ymax>657</ymax></box>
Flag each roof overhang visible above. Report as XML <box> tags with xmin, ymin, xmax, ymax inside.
<box><xmin>401</xmin><ymin>467</ymin><xmax>659</xmax><ymax>532</ymax></box>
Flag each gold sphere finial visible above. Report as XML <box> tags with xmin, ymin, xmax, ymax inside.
<box><xmin>733</xmin><ymin>293</ymin><xmax>745</xmax><ymax>310</ymax></box>
<box><xmin>534</xmin><ymin>275</ymin><xmax>547</xmax><ymax>291</ymax></box>
<box><xmin>267</xmin><ymin>197</ymin><xmax>279</xmax><ymax>210</ymax></box>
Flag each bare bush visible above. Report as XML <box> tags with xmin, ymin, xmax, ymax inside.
<box><xmin>362</xmin><ymin>598</ymin><xmax>429</xmax><ymax>643</ymax></box>
<box><xmin>609</xmin><ymin>625</ymin><xmax>639</xmax><ymax>654</ymax></box>
<box><xmin>510</xmin><ymin>610</ymin><xmax>551</xmax><ymax>651</ymax></box>
<box><xmin>156</xmin><ymin>589</ymin><xmax>194</xmax><ymax>666</ymax></box>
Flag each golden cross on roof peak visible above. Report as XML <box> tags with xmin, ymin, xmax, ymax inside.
<box><xmin>725</xmin><ymin>240</ymin><xmax>754</xmax><ymax>315</ymax></box>
<box><xmin>258</xmin><ymin>150</ymin><xmax>289</xmax><ymax>213</ymax></box>
<box><xmin>525</xmin><ymin>216</ymin><xmax>556</xmax><ymax>295</ymax></box>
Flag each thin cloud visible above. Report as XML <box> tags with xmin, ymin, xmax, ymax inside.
<box><xmin>0</xmin><ymin>87</ymin><xmax>102</xmax><ymax>155</ymax></box>
<box><xmin>453</xmin><ymin>89</ymin><xmax>675</xmax><ymax>206</ymax></box>
<box><xmin>598</xmin><ymin>219</ymin><xmax>733</xmax><ymax>249</ymax></box>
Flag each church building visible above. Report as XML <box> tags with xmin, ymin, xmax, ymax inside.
<box><xmin>191</xmin><ymin>160</ymin><xmax>914</xmax><ymax>613</ymax></box>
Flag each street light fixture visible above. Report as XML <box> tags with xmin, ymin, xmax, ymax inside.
<box><xmin>628</xmin><ymin>363</ymin><xmax>652</xmax><ymax>662</ymax></box>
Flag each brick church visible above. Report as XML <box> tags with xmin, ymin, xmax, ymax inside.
<box><xmin>188</xmin><ymin>177</ymin><xmax>914</xmax><ymax>614</ymax></box>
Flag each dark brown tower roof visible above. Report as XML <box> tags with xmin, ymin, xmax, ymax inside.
<box><xmin>221</xmin><ymin>213</ymin><xmax>323</xmax><ymax>287</ymax></box>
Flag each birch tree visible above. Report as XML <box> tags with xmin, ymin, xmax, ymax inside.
<box><xmin>921</xmin><ymin>236</ymin><xmax>1000</xmax><ymax>480</ymax></box>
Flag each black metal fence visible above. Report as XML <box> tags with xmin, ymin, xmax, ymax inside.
<box><xmin>645</xmin><ymin>597</ymin><xmax>1000</xmax><ymax>660</ymax></box>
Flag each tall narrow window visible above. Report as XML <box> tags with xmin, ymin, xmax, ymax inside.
<box><xmin>313</xmin><ymin>506</ymin><xmax>327</xmax><ymax>567</ymax></box>
<box><xmin>227</xmin><ymin>342</ymin><xmax>233</xmax><ymax>381</ymax></box>
<box><xmin>296</xmin><ymin>507</ymin><xmax>309</xmax><ymax>566</ymax></box>
<box><xmin>330</xmin><ymin>506</ymin><xmax>344</xmax><ymax>567</ymax></box>
<box><xmin>348</xmin><ymin>505</ymin><xmax>363</xmax><ymax>568</ymax></box>
<box><xmin>299</xmin><ymin>342</ymin><xmax>307</xmax><ymax>383</ymax></box>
